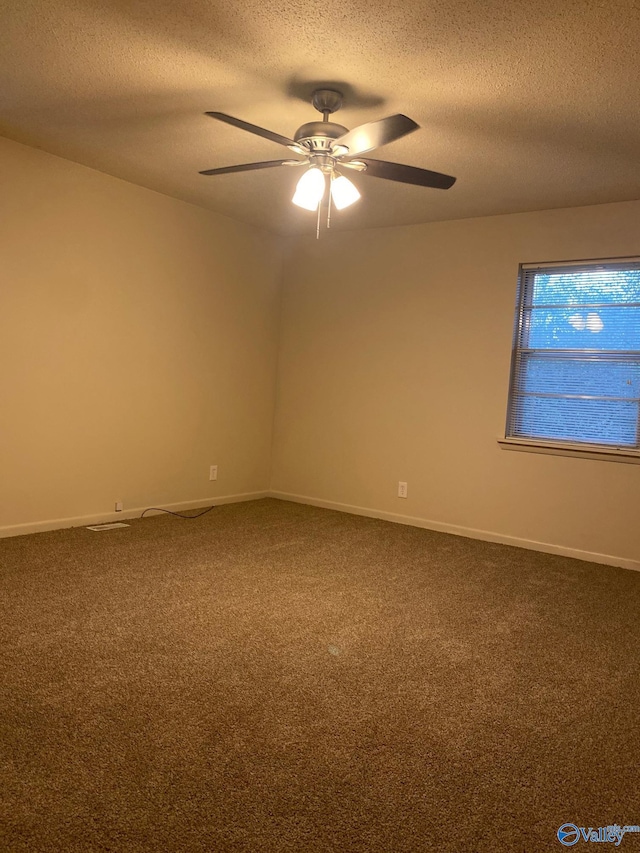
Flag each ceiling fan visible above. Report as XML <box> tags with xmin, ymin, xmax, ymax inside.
<box><xmin>199</xmin><ymin>89</ymin><xmax>456</xmax><ymax>233</ymax></box>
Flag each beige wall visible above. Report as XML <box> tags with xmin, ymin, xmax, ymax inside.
<box><xmin>272</xmin><ymin>202</ymin><xmax>640</xmax><ymax>566</ymax></box>
<box><xmin>0</xmin><ymin>137</ymin><xmax>283</xmax><ymax>531</ymax></box>
<box><xmin>2</xmin><ymin>134</ymin><xmax>638</xmax><ymax>565</ymax></box>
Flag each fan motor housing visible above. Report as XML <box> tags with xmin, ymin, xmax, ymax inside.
<box><xmin>294</xmin><ymin>121</ymin><xmax>349</xmax><ymax>151</ymax></box>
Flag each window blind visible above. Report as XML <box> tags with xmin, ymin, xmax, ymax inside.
<box><xmin>506</xmin><ymin>260</ymin><xmax>640</xmax><ymax>449</ymax></box>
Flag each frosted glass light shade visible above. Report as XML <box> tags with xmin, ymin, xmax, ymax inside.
<box><xmin>331</xmin><ymin>175</ymin><xmax>361</xmax><ymax>209</ymax></box>
<box><xmin>292</xmin><ymin>168</ymin><xmax>326</xmax><ymax>210</ymax></box>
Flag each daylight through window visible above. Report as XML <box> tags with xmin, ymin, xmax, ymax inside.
<box><xmin>505</xmin><ymin>259</ymin><xmax>640</xmax><ymax>453</ymax></box>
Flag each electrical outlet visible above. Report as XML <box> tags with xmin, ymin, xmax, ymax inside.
<box><xmin>115</xmin><ymin>501</ymin><xmax>123</xmax><ymax>512</ymax></box>
<box><xmin>209</xmin><ymin>465</ymin><xmax>218</xmax><ymax>481</ymax></box>
<box><xmin>398</xmin><ymin>481</ymin><xmax>408</xmax><ymax>499</ymax></box>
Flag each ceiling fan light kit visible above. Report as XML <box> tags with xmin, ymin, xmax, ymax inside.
<box><xmin>292</xmin><ymin>166</ymin><xmax>326</xmax><ymax>210</ymax></box>
<box><xmin>330</xmin><ymin>174</ymin><xmax>361</xmax><ymax>210</ymax></box>
<box><xmin>291</xmin><ymin>168</ymin><xmax>361</xmax><ymax>213</ymax></box>
<box><xmin>200</xmin><ymin>88</ymin><xmax>456</xmax><ymax>235</ymax></box>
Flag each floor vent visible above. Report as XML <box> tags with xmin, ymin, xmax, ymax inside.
<box><xmin>86</xmin><ymin>522</ymin><xmax>131</xmax><ymax>531</ymax></box>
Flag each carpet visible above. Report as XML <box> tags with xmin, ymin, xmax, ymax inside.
<box><xmin>1</xmin><ymin>498</ymin><xmax>639</xmax><ymax>852</ymax></box>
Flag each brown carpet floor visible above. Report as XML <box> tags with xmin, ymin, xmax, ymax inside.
<box><xmin>1</xmin><ymin>498</ymin><xmax>639</xmax><ymax>852</ymax></box>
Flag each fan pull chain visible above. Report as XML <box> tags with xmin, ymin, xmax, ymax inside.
<box><xmin>327</xmin><ymin>175</ymin><xmax>332</xmax><ymax>230</ymax></box>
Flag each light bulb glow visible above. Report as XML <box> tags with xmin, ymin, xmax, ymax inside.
<box><xmin>292</xmin><ymin>168</ymin><xmax>326</xmax><ymax>210</ymax></box>
<box><xmin>331</xmin><ymin>175</ymin><xmax>361</xmax><ymax>210</ymax></box>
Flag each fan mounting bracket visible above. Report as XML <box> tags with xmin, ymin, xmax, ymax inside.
<box><xmin>311</xmin><ymin>89</ymin><xmax>343</xmax><ymax>116</ymax></box>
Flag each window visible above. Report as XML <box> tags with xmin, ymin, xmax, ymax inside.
<box><xmin>505</xmin><ymin>258</ymin><xmax>640</xmax><ymax>457</ymax></box>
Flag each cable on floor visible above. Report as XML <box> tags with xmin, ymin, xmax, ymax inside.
<box><xmin>140</xmin><ymin>506</ymin><xmax>216</xmax><ymax>520</ymax></box>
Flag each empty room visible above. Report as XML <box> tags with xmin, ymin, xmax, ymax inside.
<box><xmin>1</xmin><ymin>1</ymin><xmax>639</xmax><ymax>851</ymax></box>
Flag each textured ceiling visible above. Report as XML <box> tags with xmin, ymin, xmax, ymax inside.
<box><xmin>2</xmin><ymin>0</ymin><xmax>640</xmax><ymax>234</ymax></box>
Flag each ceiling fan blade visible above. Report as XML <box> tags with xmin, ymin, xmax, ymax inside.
<box><xmin>354</xmin><ymin>157</ymin><xmax>456</xmax><ymax>189</ymax></box>
<box><xmin>205</xmin><ymin>112</ymin><xmax>306</xmax><ymax>153</ymax></box>
<box><xmin>333</xmin><ymin>114</ymin><xmax>418</xmax><ymax>156</ymax></box>
<box><xmin>199</xmin><ymin>160</ymin><xmax>303</xmax><ymax>176</ymax></box>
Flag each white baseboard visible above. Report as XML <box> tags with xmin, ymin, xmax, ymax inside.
<box><xmin>0</xmin><ymin>491</ymin><xmax>269</xmax><ymax>539</ymax></box>
<box><xmin>4</xmin><ymin>489</ymin><xmax>638</xmax><ymax>573</ymax></box>
<box><xmin>269</xmin><ymin>491</ymin><xmax>640</xmax><ymax>573</ymax></box>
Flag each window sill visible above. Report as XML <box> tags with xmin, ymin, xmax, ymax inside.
<box><xmin>498</xmin><ymin>437</ymin><xmax>640</xmax><ymax>464</ymax></box>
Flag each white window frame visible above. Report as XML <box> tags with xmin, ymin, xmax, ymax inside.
<box><xmin>499</xmin><ymin>257</ymin><xmax>640</xmax><ymax>464</ymax></box>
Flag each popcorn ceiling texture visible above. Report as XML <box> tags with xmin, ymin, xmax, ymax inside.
<box><xmin>1</xmin><ymin>0</ymin><xmax>639</xmax><ymax>233</ymax></box>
